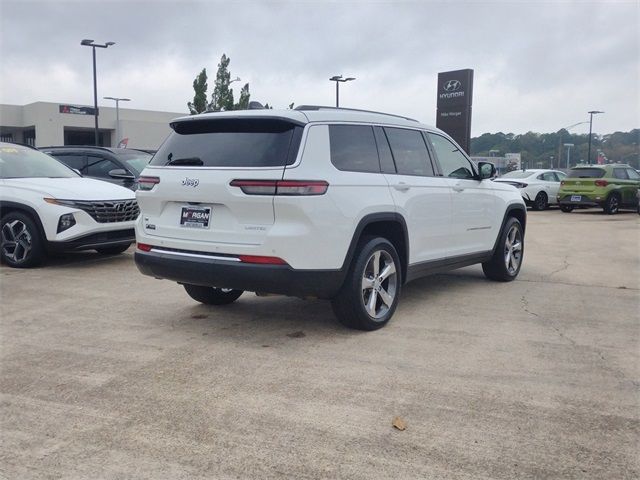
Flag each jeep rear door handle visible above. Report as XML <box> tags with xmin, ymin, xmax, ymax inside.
<box><xmin>393</xmin><ymin>182</ymin><xmax>411</xmax><ymax>192</ymax></box>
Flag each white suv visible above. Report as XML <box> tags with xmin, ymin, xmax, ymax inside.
<box><xmin>135</xmin><ymin>107</ymin><xmax>526</xmax><ymax>330</ymax></box>
<box><xmin>0</xmin><ymin>143</ymin><xmax>138</xmax><ymax>268</ymax></box>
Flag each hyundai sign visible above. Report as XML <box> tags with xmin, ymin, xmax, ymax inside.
<box><xmin>436</xmin><ymin>69</ymin><xmax>474</xmax><ymax>153</ymax></box>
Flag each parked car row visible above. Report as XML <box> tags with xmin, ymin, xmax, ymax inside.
<box><xmin>1</xmin><ymin>107</ymin><xmax>638</xmax><ymax>332</ymax></box>
<box><xmin>496</xmin><ymin>165</ymin><xmax>640</xmax><ymax>215</ymax></box>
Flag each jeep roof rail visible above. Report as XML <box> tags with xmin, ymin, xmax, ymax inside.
<box><xmin>294</xmin><ymin>105</ymin><xmax>419</xmax><ymax>123</ymax></box>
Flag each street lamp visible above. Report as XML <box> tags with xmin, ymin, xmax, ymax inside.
<box><xmin>563</xmin><ymin>143</ymin><xmax>574</xmax><ymax>169</ymax></box>
<box><xmin>81</xmin><ymin>39</ymin><xmax>115</xmax><ymax>146</ymax></box>
<box><xmin>329</xmin><ymin>75</ymin><xmax>356</xmax><ymax>107</ymax></box>
<box><xmin>558</xmin><ymin>121</ymin><xmax>589</xmax><ymax>167</ymax></box>
<box><xmin>587</xmin><ymin>110</ymin><xmax>604</xmax><ymax>165</ymax></box>
<box><xmin>103</xmin><ymin>97</ymin><xmax>130</xmax><ymax>147</ymax></box>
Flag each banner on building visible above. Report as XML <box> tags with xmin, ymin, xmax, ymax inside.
<box><xmin>59</xmin><ymin>104</ymin><xmax>96</xmax><ymax>115</ymax></box>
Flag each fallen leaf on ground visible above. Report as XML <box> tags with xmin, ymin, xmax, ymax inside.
<box><xmin>392</xmin><ymin>416</ymin><xmax>407</xmax><ymax>431</ymax></box>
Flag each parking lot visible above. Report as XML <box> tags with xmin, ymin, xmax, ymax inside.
<box><xmin>1</xmin><ymin>209</ymin><xmax>638</xmax><ymax>479</ymax></box>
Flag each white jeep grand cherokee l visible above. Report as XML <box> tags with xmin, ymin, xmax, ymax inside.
<box><xmin>135</xmin><ymin>106</ymin><xmax>526</xmax><ymax>330</ymax></box>
<box><xmin>0</xmin><ymin>143</ymin><xmax>138</xmax><ymax>268</ymax></box>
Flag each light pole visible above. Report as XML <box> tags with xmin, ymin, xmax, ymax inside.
<box><xmin>329</xmin><ymin>75</ymin><xmax>355</xmax><ymax>107</ymax></box>
<box><xmin>81</xmin><ymin>39</ymin><xmax>115</xmax><ymax>146</ymax></box>
<box><xmin>103</xmin><ymin>97</ymin><xmax>130</xmax><ymax>146</ymax></box>
<box><xmin>563</xmin><ymin>143</ymin><xmax>574</xmax><ymax>169</ymax></box>
<box><xmin>558</xmin><ymin>121</ymin><xmax>589</xmax><ymax>167</ymax></box>
<box><xmin>587</xmin><ymin>110</ymin><xmax>604</xmax><ymax>165</ymax></box>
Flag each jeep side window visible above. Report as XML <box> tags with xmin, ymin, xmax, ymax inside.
<box><xmin>383</xmin><ymin>127</ymin><xmax>434</xmax><ymax>177</ymax></box>
<box><xmin>373</xmin><ymin>126</ymin><xmax>396</xmax><ymax>174</ymax></box>
<box><xmin>427</xmin><ymin>133</ymin><xmax>475</xmax><ymax>179</ymax></box>
<box><xmin>328</xmin><ymin>125</ymin><xmax>380</xmax><ymax>173</ymax></box>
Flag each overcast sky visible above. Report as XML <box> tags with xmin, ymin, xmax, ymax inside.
<box><xmin>1</xmin><ymin>0</ymin><xmax>638</xmax><ymax>136</ymax></box>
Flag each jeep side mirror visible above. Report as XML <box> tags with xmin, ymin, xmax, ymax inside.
<box><xmin>478</xmin><ymin>161</ymin><xmax>497</xmax><ymax>180</ymax></box>
<box><xmin>108</xmin><ymin>168</ymin><xmax>135</xmax><ymax>180</ymax></box>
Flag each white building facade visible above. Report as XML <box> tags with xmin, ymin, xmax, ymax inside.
<box><xmin>0</xmin><ymin>102</ymin><xmax>185</xmax><ymax>150</ymax></box>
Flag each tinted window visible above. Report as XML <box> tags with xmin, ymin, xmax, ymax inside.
<box><xmin>626</xmin><ymin>168</ymin><xmax>640</xmax><ymax>180</ymax></box>
<box><xmin>384</xmin><ymin>128</ymin><xmax>434</xmax><ymax>176</ymax></box>
<box><xmin>51</xmin><ymin>154</ymin><xmax>86</xmax><ymax>172</ymax></box>
<box><xmin>117</xmin><ymin>152</ymin><xmax>152</xmax><ymax>175</ymax></box>
<box><xmin>373</xmin><ymin>126</ymin><xmax>396</xmax><ymax>174</ymax></box>
<box><xmin>613</xmin><ymin>168</ymin><xmax>629</xmax><ymax>180</ymax></box>
<box><xmin>0</xmin><ymin>145</ymin><xmax>78</xmax><ymax>178</ymax></box>
<box><xmin>539</xmin><ymin>172</ymin><xmax>557</xmax><ymax>182</ymax></box>
<box><xmin>150</xmin><ymin>119</ymin><xmax>300</xmax><ymax>167</ymax></box>
<box><xmin>329</xmin><ymin>125</ymin><xmax>379</xmax><ymax>173</ymax></box>
<box><xmin>86</xmin><ymin>155</ymin><xmax>120</xmax><ymax>178</ymax></box>
<box><xmin>428</xmin><ymin>133</ymin><xmax>475</xmax><ymax>179</ymax></box>
<box><xmin>567</xmin><ymin>168</ymin><xmax>605</xmax><ymax>178</ymax></box>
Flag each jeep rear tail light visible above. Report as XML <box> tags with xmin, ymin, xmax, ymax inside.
<box><xmin>230</xmin><ymin>180</ymin><xmax>329</xmax><ymax>196</ymax></box>
<box><xmin>595</xmin><ymin>179</ymin><xmax>608</xmax><ymax>187</ymax></box>
<box><xmin>138</xmin><ymin>176</ymin><xmax>160</xmax><ymax>191</ymax></box>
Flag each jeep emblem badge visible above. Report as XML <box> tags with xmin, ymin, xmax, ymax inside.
<box><xmin>181</xmin><ymin>178</ymin><xmax>200</xmax><ymax>187</ymax></box>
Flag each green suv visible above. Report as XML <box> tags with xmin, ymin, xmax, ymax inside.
<box><xmin>558</xmin><ymin>164</ymin><xmax>640</xmax><ymax>214</ymax></box>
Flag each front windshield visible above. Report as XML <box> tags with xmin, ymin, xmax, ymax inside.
<box><xmin>500</xmin><ymin>170</ymin><xmax>533</xmax><ymax>179</ymax></box>
<box><xmin>118</xmin><ymin>152</ymin><xmax>152</xmax><ymax>175</ymax></box>
<box><xmin>0</xmin><ymin>145</ymin><xmax>79</xmax><ymax>179</ymax></box>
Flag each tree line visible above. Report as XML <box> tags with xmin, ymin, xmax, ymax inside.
<box><xmin>471</xmin><ymin>129</ymin><xmax>639</xmax><ymax>169</ymax></box>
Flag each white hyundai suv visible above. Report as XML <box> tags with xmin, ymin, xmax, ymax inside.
<box><xmin>0</xmin><ymin>143</ymin><xmax>138</xmax><ymax>268</ymax></box>
<box><xmin>135</xmin><ymin>106</ymin><xmax>526</xmax><ymax>330</ymax></box>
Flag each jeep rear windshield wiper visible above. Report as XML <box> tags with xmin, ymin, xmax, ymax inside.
<box><xmin>165</xmin><ymin>157</ymin><xmax>203</xmax><ymax>166</ymax></box>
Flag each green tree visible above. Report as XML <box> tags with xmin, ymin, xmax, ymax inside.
<box><xmin>209</xmin><ymin>54</ymin><xmax>235</xmax><ymax>112</ymax></box>
<box><xmin>187</xmin><ymin>68</ymin><xmax>208</xmax><ymax>115</ymax></box>
<box><xmin>234</xmin><ymin>83</ymin><xmax>251</xmax><ymax>110</ymax></box>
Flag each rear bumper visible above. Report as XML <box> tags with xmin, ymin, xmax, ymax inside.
<box><xmin>47</xmin><ymin>229</ymin><xmax>135</xmax><ymax>252</ymax></box>
<box><xmin>134</xmin><ymin>249</ymin><xmax>345</xmax><ymax>299</ymax></box>
<box><xmin>557</xmin><ymin>194</ymin><xmax>602</xmax><ymax>208</ymax></box>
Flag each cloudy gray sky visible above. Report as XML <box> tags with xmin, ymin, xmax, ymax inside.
<box><xmin>1</xmin><ymin>0</ymin><xmax>638</xmax><ymax>135</ymax></box>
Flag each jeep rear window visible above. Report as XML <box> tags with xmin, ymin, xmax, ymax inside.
<box><xmin>567</xmin><ymin>168</ymin><xmax>605</xmax><ymax>178</ymax></box>
<box><xmin>150</xmin><ymin>119</ymin><xmax>302</xmax><ymax>168</ymax></box>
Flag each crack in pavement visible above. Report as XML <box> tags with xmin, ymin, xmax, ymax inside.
<box><xmin>547</xmin><ymin>254</ymin><xmax>570</xmax><ymax>278</ymax></box>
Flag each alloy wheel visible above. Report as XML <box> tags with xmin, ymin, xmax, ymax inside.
<box><xmin>1</xmin><ymin>220</ymin><xmax>33</xmax><ymax>264</ymax></box>
<box><xmin>361</xmin><ymin>250</ymin><xmax>398</xmax><ymax>319</ymax></box>
<box><xmin>504</xmin><ymin>224</ymin><xmax>522</xmax><ymax>275</ymax></box>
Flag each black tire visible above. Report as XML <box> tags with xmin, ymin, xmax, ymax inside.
<box><xmin>560</xmin><ymin>205</ymin><xmax>574</xmax><ymax>213</ymax></box>
<box><xmin>331</xmin><ymin>237</ymin><xmax>402</xmax><ymax>331</ymax></box>
<box><xmin>96</xmin><ymin>244</ymin><xmax>131</xmax><ymax>255</ymax></box>
<box><xmin>532</xmin><ymin>191</ymin><xmax>548</xmax><ymax>211</ymax></box>
<box><xmin>482</xmin><ymin>217</ymin><xmax>524</xmax><ymax>282</ymax></box>
<box><xmin>0</xmin><ymin>212</ymin><xmax>45</xmax><ymax>268</ymax></box>
<box><xmin>603</xmin><ymin>193</ymin><xmax>620</xmax><ymax>215</ymax></box>
<box><xmin>183</xmin><ymin>284</ymin><xmax>243</xmax><ymax>305</ymax></box>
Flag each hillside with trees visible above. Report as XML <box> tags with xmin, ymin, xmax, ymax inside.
<box><xmin>471</xmin><ymin>129</ymin><xmax>639</xmax><ymax>169</ymax></box>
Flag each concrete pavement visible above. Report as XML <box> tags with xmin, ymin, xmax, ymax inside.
<box><xmin>1</xmin><ymin>209</ymin><xmax>638</xmax><ymax>479</ymax></box>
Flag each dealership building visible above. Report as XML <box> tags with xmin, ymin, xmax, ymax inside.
<box><xmin>0</xmin><ymin>102</ymin><xmax>186</xmax><ymax>150</ymax></box>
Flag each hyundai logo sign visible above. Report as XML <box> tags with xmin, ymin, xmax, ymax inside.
<box><xmin>443</xmin><ymin>79</ymin><xmax>461</xmax><ymax>92</ymax></box>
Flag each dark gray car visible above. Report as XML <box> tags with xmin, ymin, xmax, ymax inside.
<box><xmin>39</xmin><ymin>146</ymin><xmax>152</xmax><ymax>190</ymax></box>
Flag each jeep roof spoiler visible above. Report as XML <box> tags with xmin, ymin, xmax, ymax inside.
<box><xmin>294</xmin><ymin>105</ymin><xmax>419</xmax><ymax>123</ymax></box>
